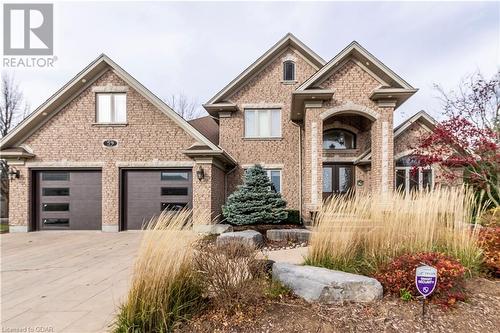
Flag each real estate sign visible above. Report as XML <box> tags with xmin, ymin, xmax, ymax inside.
<box><xmin>415</xmin><ymin>265</ymin><xmax>437</xmax><ymax>297</ymax></box>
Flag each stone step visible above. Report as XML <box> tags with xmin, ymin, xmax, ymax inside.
<box><xmin>266</xmin><ymin>229</ymin><xmax>311</xmax><ymax>242</ymax></box>
<box><xmin>216</xmin><ymin>230</ymin><xmax>264</xmax><ymax>247</ymax></box>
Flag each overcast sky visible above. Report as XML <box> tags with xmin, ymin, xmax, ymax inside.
<box><xmin>2</xmin><ymin>1</ymin><xmax>499</xmax><ymax>125</ymax></box>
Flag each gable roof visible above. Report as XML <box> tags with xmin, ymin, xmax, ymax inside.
<box><xmin>0</xmin><ymin>54</ymin><xmax>220</xmax><ymax>151</ymax></box>
<box><xmin>355</xmin><ymin>110</ymin><xmax>437</xmax><ymax>164</ymax></box>
<box><xmin>393</xmin><ymin>110</ymin><xmax>437</xmax><ymax>139</ymax></box>
<box><xmin>188</xmin><ymin>116</ymin><xmax>219</xmax><ymax>145</ymax></box>
<box><xmin>297</xmin><ymin>41</ymin><xmax>415</xmax><ymax>91</ymax></box>
<box><xmin>204</xmin><ymin>33</ymin><xmax>325</xmax><ymax>107</ymax></box>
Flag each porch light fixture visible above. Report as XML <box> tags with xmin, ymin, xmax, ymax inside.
<box><xmin>196</xmin><ymin>166</ymin><xmax>205</xmax><ymax>181</ymax></box>
<box><xmin>8</xmin><ymin>168</ymin><xmax>20</xmax><ymax>180</ymax></box>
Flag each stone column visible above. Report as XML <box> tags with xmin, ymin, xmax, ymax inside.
<box><xmin>370</xmin><ymin>107</ymin><xmax>394</xmax><ymax>193</ymax></box>
<box><xmin>102</xmin><ymin>162</ymin><xmax>119</xmax><ymax>232</ymax></box>
<box><xmin>192</xmin><ymin>160</ymin><xmax>225</xmax><ymax>225</ymax></box>
<box><xmin>7</xmin><ymin>164</ymin><xmax>29</xmax><ymax>232</ymax></box>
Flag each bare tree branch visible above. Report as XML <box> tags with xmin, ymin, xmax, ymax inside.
<box><xmin>163</xmin><ymin>93</ymin><xmax>204</xmax><ymax>120</ymax></box>
<box><xmin>0</xmin><ymin>72</ymin><xmax>29</xmax><ymax>137</ymax></box>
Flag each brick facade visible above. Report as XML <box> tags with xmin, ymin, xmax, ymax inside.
<box><xmin>220</xmin><ymin>47</ymin><xmax>318</xmax><ymax>211</ymax></box>
<box><xmin>8</xmin><ymin>69</ymin><xmax>220</xmax><ymax>229</ymax></box>
<box><xmin>4</xmin><ymin>36</ymin><xmax>430</xmax><ymax>231</ymax></box>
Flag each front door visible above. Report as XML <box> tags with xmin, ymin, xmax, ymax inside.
<box><xmin>322</xmin><ymin>164</ymin><xmax>354</xmax><ymax>199</ymax></box>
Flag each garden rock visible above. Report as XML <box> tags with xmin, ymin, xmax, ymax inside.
<box><xmin>216</xmin><ymin>230</ymin><xmax>264</xmax><ymax>247</ymax></box>
<box><xmin>272</xmin><ymin>263</ymin><xmax>383</xmax><ymax>303</ymax></box>
<box><xmin>193</xmin><ymin>224</ymin><xmax>233</xmax><ymax>235</ymax></box>
<box><xmin>267</xmin><ymin>229</ymin><xmax>311</xmax><ymax>242</ymax></box>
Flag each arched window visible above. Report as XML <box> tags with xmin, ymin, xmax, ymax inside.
<box><xmin>283</xmin><ymin>61</ymin><xmax>295</xmax><ymax>81</ymax></box>
<box><xmin>323</xmin><ymin>129</ymin><xmax>356</xmax><ymax>149</ymax></box>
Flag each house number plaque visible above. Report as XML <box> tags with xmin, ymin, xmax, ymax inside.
<box><xmin>103</xmin><ymin>139</ymin><xmax>118</xmax><ymax>147</ymax></box>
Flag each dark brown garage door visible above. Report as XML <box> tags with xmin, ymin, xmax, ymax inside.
<box><xmin>123</xmin><ymin>169</ymin><xmax>193</xmax><ymax>230</ymax></box>
<box><xmin>35</xmin><ymin>170</ymin><xmax>102</xmax><ymax>230</ymax></box>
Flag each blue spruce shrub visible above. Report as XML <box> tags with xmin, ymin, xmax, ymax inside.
<box><xmin>223</xmin><ymin>165</ymin><xmax>288</xmax><ymax>225</ymax></box>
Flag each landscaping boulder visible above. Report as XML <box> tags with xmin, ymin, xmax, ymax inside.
<box><xmin>272</xmin><ymin>263</ymin><xmax>383</xmax><ymax>303</ymax></box>
<box><xmin>216</xmin><ymin>230</ymin><xmax>264</xmax><ymax>248</ymax></box>
<box><xmin>267</xmin><ymin>229</ymin><xmax>311</xmax><ymax>242</ymax></box>
<box><xmin>193</xmin><ymin>224</ymin><xmax>233</xmax><ymax>235</ymax></box>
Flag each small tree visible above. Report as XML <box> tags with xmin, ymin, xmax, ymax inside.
<box><xmin>414</xmin><ymin>72</ymin><xmax>499</xmax><ymax>208</ymax></box>
<box><xmin>223</xmin><ymin>165</ymin><xmax>287</xmax><ymax>225</ymax></box>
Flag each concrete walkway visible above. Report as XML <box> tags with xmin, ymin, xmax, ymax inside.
<box><xmin>1</xmin><ymin>231</ymin><xmax>142</xmax><ymax>333</ymax></box>
<box><xmin>1</xmin><ymin>231</ymin><xmax>309</xmax><ymax>333</ymax></box>
<box><xmin>262</xmin><ymin>246</ymin><xmax>309</xmax><ymax>265</ymax></box>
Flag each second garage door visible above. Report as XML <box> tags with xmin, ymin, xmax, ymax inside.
<box><xmin>123</xmin><ymin>169</ymin><xmax>193</xmax><ymax>230</ymax></box>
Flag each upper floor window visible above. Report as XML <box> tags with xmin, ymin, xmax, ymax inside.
<box><xmin>283</xmin><ymin>61</ymin><xmax>295</xmax><ymax>81</ymax></box>
<box><xmin>323</xmin><ymin>129</ymin><xmax>356</xmax><ymax>149</ymax></box>
<box><xmin>96</xmin><ymin>93</ymin><xmax>127</xmax><ymax>123</ymax></box>
<box><xmin>245</xmin><ymin>109</ymin><xmax>281</xmax><ymax>138</ymax></box>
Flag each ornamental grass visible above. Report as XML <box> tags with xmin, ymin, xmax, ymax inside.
<box><xmin>305</xmin><ymin>187</ymin><xmax>483</xmax><ymax>275</ymax></box>
<box><xmin>114</xmin><ymin>210</ymin><xmax>203</xmax><ymax>333</ymax></box>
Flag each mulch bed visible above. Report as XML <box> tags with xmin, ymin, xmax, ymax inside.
<box><xmin>178</xmin><ymin>277</ymin><xmax>500</xmax><ymax>333</ymax></box>
<box><xmin>232</xmin><ymin>224</ymin><xmax>306</xmax><ymax>233</ymax></box>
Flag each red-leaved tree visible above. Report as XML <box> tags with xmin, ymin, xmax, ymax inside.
<box><xmin>414</xmin><ymin>72</ymin><xmax>499</xmax><ymax>207</ymax></box>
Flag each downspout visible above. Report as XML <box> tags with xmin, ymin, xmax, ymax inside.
<box><xmin>291</xmin><ymin>121</ymin><xmax>302</xmax><ymax>219</ymax></box>
<box><xmin>224</xmin><ymin>165</ymin><xmax>238</xmax><ymax>200</ymax></box>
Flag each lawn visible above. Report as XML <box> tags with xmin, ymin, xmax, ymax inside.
<box><xmin>0</xmin><ymin>224</ymin><xmax>9</xmax><ymax>233</ymax></box>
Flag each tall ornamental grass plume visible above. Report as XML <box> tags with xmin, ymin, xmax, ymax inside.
<box><xmin>305</xmin><ymin>187</ymin><xmax>483</xmax><ymax>275</ymax></box>
<box><xmin>114</xmin><ymin>210</ymin><xmax>204</xmax><ymax>333</ymax></box>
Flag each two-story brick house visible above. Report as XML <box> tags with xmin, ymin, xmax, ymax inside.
<box><xmin>0</xmin><ymin>33</ymin><xmax>439</xmax><ymax>232</ymax></box>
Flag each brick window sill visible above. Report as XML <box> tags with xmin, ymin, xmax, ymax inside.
<box><xmin>280</xmin><ymin>80</ymin><xmax>298</xmax><ymax>85</ymax></box>
<box><xmin>92</xmin><ymin>123</ymin><xmax>128</xmax><ymax>127</ymax></box>
<box><xmin>242</xmin><ymin>137</ymin><xmax>283</xmax><ymax>141</ymax></box>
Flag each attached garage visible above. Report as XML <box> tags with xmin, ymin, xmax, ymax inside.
<box><xmin>34</xmin><ymin>170</ymin><xmax>102</xmax><ymax>230</ymax></box>
<box><xmin>122</xmin><ymin>169</ymin><xmax>193</xmax><ymax>230</ymax></box>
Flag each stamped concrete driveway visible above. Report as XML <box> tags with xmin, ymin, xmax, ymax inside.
<box><xmin>1</xmin><ymin>231</ymin><xmax>142</xmax><ymax>333</ymax></box>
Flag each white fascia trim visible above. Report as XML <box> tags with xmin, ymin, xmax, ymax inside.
<box><xmin>297</xmin><ymin>42</ymin><xmax>414</xmax><ymax>91</ymax></box>
<box><xmin>394</xmin><ymin>111</ymin><xmax>437</xmax><ymax>139</ymax></box>
<box><xmin>1</xmin><ymin>56</ymin><xmax>108</xmax><ymax>147</ymax></box>
<box><xmin>104</xmin><ymin>56</ymin><xmax>220</xmax><ymax>151</ymax></box>
<box><xmin>206</xmin><ymin>33</ymin><xmax>325</xmax><ymax>105</ymax></box>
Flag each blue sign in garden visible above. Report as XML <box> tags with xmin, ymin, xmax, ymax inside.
<box><xmin>415</xmin><ymin>265</ymin><xmax>437</xmax><ymax>316</ymax></box>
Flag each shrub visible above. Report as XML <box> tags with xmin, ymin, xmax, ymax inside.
<box><xmin>305</xmin><ymin>187</ymin><xmax>482</xmax><ymax>275</ymax></box>
<box><xmin>284</xmin><ymin>209</ymin><xmax>302</xmax><ymax>225</ymax></box>
<box><xmin>114</xmin><ymin>210</ymin><xmax>203</xmax><ymax>333</ymax></box>
<box><xmin>375</xmin><ymin>252</ymin><xmax>466</xmax><ymax>305</ymax></box>
<box><xmin>478</xmin><ymin>227</ymin><xmax>500</xmax><ymax>277</ymax></box>
<box><xmin>193</xmin><ymin>241</ymin><xmax>265</xmax><ymax>312</ymax></box>
<box><xmin>223</xmin><ymin>165</ymin><xmax>287</xmax><ymax>225</ymax></box>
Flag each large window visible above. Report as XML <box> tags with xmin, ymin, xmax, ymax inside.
<box><xmin>96</xmin><ymin>93</ymin><xmax>127</xmax><ymax>123</ymax></box>
<box><xmin>323</xmin><ymin>129</ymin><xmax>356</xmax><ymax>149</ymax></box>
<box><xmin>395</xmin><ymin>156</ymin><xmax>433</xmax><ymax>194</ymax></box>
<box><xmin>245</xmin><ymin>109</ymin><xmax>281</xmax><ymax>138</ymax></box>
<box><xmin>283</xmin><ymin>61</ymin><xmax>295</xmax><ymax>81</ymax></box>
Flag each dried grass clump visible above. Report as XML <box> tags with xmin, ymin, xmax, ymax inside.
<box><xmin>114</xmin><ymin>210</ymin><xmax>203</xmax><ymax>333</ymax></box>
<box><xmin>305</xmin><ymin>187</ymin><xmax>483</xmax><ymax>275</ymax></box>
<box><xmin>193</xmin><ymin>241</ymin><xmax>265</xmax><ymax>312</ymax></box>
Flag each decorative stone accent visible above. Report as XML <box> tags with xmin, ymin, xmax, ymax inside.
<box><xmin>216</xmin><ymin>230</ymin><xmax>264</xmax><ymax>247</ymax></box>
<box><xmin>266</xmin><ymin>229</ymin><xmax>311</xmax><ymax>242</ymax></box>
<box><xmin>272</xmin><ymin>263</ymin><xmax>383</xmax><ymax>303</ymax></box>
<box><xmin>9</xmin><ymin>225</ymin><xmax>28</xmax><ymax>233</ymax></box>
<box><xmin>193</xmin><ymin>224</ymin><xmax>233</xmax><ymax>235</ymax></box>
<box><xmin>102</xmin><ymin>225</ymin><xmax>119</xmax><ymax>232</ymax></box>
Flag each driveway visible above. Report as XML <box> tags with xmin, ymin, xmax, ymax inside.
<box><xmin>1</xmin><ymin>231</ymin><xmax>142</xmax><ymax>332</ymax></box>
